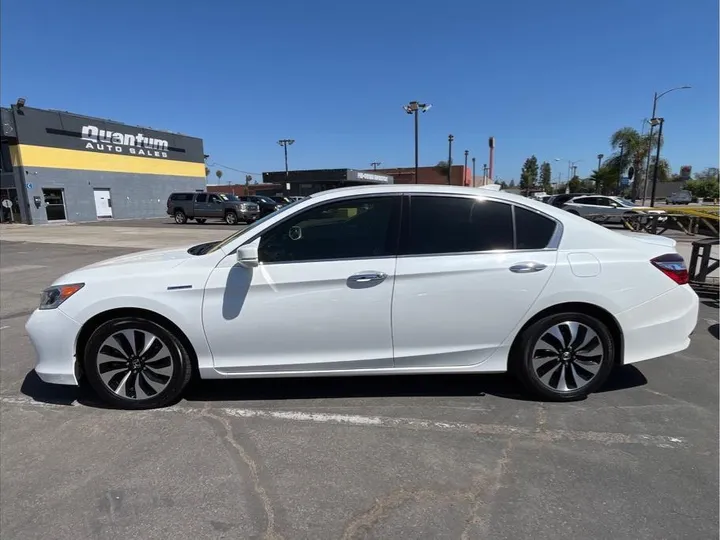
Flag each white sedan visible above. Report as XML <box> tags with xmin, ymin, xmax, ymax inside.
<box><xmin>26</xmin><ymin>185</ymin><xmax>699</xmax><ymax>409</ymax></box>
<box><xmin>561</xmin><ymin>195</ymin><xmax>667</xmax><ymax>223</ymax></box>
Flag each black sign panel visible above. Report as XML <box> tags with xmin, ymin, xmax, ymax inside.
<box><xmin>263</xmin><ymin>169</ymin><xmax>350</xmax><ymax>184</ymax></box>
<box><xmin>12</xmin><ymin>107</ymin><xmax>204</xmax><ymax>163</ymax></box>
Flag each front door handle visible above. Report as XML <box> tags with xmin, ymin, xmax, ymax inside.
<box><xmin>348</xmin><ymin>272</ymin><xmax>388</xmax><ymax>284</ymax></box>
<box><xmin>509</xmin><ymin>262</ymin><xmax>547</xmax><ymax>273</ymax></box>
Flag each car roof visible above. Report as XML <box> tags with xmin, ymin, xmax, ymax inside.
<box><xmin>307</xmin><ymin>184</ymin><xmax>577</xmax><ymax>221</ymax></box>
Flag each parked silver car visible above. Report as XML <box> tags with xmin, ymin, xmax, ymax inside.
<box><xmin>561</xmin><ymin>195</ymin><xmax>666</xmax><ymax>223</ymax></box>
<box><xmin>666</xmin><ymin>190</ymin><xmax>693</xmax><ymax>205</ymax></box>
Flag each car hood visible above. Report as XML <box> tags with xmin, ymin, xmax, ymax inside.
<box><xmin>82</xmin><ymin>246</ymin><xmax>195</xmax><ymax>269</ymax></box>
<box><xmin>51</xmin><ymin>245</ymin><xmax>197</xmax><ymax>286</ymax></box>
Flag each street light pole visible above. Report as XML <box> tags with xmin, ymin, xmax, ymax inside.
<box><xmin>447</xmin><ymin>134</ymin><xmax>454</xmax><ymax>185</ymax></box>
<box><xmin>472</xmin><ymin>157</ymin><xmax>476</xmax><ymax>187</ymax></box>
<box><xmin>403</xmin><ymin>101</ymin><xmax>431</xmax><ymax>184</ymax></box>
<box><xmin>597</xmin><ymin>153</ymin><xmax>603</xmax><ymax>171</ymax></box>
<box><xmin>483</xmin><ymin>164</ymin><xmax>488</xmax><ymax>181</ymax></box>
<box><xmin>618</xmin><ymin>143</ymin><xmax>624</xmax><ymax>194</ymax></box>
<box><xmin>277</xmin><ymin>139</ymin><xmax>295</xmax><ymax>183</ymax></box>
<box><xmin>463</xmin><ymin>150</ymin><xmax>469</xmax><ymax>186</ymax></box>
<box><xmin>649</xmin><ymin>117</ymin><xmax>665</xmax><ymax>207</ymax></box>
<box><xmin>642</xmin><ymin>86</ymin><xmax>691</xmax><ymax>204</ymax></box>
<box><xmin>371</xmin><ymin>161</ymin><xmax>381</xmax><ymax>170</ymax></box>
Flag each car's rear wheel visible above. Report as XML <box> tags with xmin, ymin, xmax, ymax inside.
<box><xmin>225</xmin><ymin>211</ymin><xmax>238</xmax><ymax>225</ymax></box>
<box><xmin>195</xmin><ymin>218</ymin><xmax>206</xmax><ymax>224</ymax></box>
<box><xmin>83</xmin><ymin>317</ymin><xmax>193</xmax><ymax>409</ymax></box>
<box><xmin>513</xmin><ymin>312</ymin><xmax>614</xmax><ymax>401</ymax></box>
<box><xmin>174</xmin><ymin>210</ymin><xmax>187</xmax><ymax>224</ymax></box>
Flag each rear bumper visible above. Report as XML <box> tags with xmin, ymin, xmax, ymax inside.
<box><xmin>25</xmin><ymin>309</ymin><xmax>81</xmax><ymax>386</ymax></box>
<box><xmin>617</xmin><ymin>284</ymin><xmax>699</xmax><ymax>364</ymax></box>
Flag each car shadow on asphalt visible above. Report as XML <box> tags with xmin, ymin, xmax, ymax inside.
<box><xmin>19</xmin><ymin>365</ymin><xmax>648</xmax><ymax>409</ymax></box>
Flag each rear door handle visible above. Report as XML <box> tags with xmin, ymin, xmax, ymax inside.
<box><xmin>348</xmin><ymin>272</ymin><xmax>388</xmax><ymax>283</ymax></box>
<box><xmin>509</xmin><ymin>262</ymin><xmax>547</xmax><ymax>273</ymax></box>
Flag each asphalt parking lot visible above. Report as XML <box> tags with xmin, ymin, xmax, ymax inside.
<box><xmin>0</xmin><ymin>227</ymin><xmax>718</xmax><ymax>540</ymax></box>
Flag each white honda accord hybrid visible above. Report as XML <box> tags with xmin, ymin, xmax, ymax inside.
<box><xmin>26</xmin><ymin>185</ymin><xmax>699</xmax><ymax>409</ymax></box>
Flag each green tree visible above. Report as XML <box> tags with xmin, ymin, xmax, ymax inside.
<box><xmin>509</xmin><ymin>179</ymin><xmax>516</xmax><ymax>188</ymax></box>
<box><xmin>520</xmin><ymin>155</ymin><xmax>539</xmax><ymax>195</ymax></box>
<box><xmin>686</xmin><ymin>168</ymin><xmax>719</xmax><ymax>199</ymax></box>
<box><xmin>608</xmin><ymin>126</ymin><xmax>670</xmax><ymax>198</ymax></box>
<box><xmin>435</xmin><ymin>160</ymin><xmax>450</xmax><ymax>178</ymax></box>
<box><xmin>540</xmin><ymin>161</ymin><xmax>552</xmax><ymax>193</ymax></box>
<box><xmin>568</xmin><ymin>176</ymin><xmax>582</xmax><ymax>193</ymax></box>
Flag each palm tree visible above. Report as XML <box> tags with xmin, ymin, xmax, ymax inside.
<box><xmin>215</xmin><ymin>169</ymin><xmax>223</xmax><ymax>183</ymax></box>
<box><xmin>606</xmin><ymin>127</ymin><xmax>670</xmax><ymax>198</ymax></box>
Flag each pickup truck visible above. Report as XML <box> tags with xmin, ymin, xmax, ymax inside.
<box><xmin>167</xmin><ymin>192</ymin><xmax>260</xmax><ymax>225</ymax></box>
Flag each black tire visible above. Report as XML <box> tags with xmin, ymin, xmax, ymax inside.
<box><xmin>195</xmin><ymin>218</ymin><xmax>207</xmax><ymax>224</ymax></box>
<box><xmin>511</xmin><ymin>312</ymin><xmax>615</xmax><ymax>401</ymax></box>
<box><xmin>83</xmin><ymin>317</ymin><xmax>193</xmax><ymax>409</ymax></box>
<box><xmin>174</xmin><ymin>210</ymin><xmax>187</xmax><ymax>224</ymax></box>
<box><xmin>225</xmin><ymin>211</ymin><xmax>238</xmax><ymax>225</ymax></box>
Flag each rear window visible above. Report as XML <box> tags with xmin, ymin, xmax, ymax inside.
<box><xmin>514</xmin><ymin>206</ymin><xmax>557</xmax><ymax>250</ymax></box>
<box><xmin>170</xmin><ymin>193</ymin><xmax>193</xmax><ymax>201</ymax></box>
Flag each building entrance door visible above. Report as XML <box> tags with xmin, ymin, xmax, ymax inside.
<box><xmin>93</xmin><ymin>189</ymin><xmax>113</xmax><ymax>218</ymax></box>
<box><xmin>42</xmin><ymin>188</ymin><xmax>67</xmax><ymax>221</ymax></box>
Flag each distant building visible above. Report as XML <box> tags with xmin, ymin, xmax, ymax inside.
<box><xmin>1</xmin><ymin>103</ymin><xmax>205</xmax><ymax>224</ymax></box>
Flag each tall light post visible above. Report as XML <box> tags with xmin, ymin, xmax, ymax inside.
<box><xmin>463</xmin><ymin>150</ymin><xmax>469</xmax><ymax>186</ymax></box>
<box><xmin>482</xmin><ymin>163</ymin><xmax>488</xmax><ymax>181</ymax></box>
<box><xmin>370</xmin><ymin>161</ymin><xmax>381</xmax><ymax>170</ymax></box>
<box><xmin>277</xmin><ymin>139</ymin><xmax>295</xmax><ymax>183</ymax></box>
<box><xmin>403</xmin><ymin>101</ymin><xmax>432</xmax><ymax>184</ymax></box>
<box><xmin>618</xmin><ymin>143</ymin><xmax>624</xmax><ymax>194</ymax></box>
<box><xmin>447</xmin><ymin>134</ymin><xmax>454</xmax><ymax>185</ymax></box>
<box><xmin>472</xmin><ymin>157</ymin><xmax>476</xmax><ymax>186</ymax></box>
<box><xmin>597</xmin><ymin>153</ymin><xmax>603</xmax><ymax>170</ymax></box>
<box><xmin>649</xmin><ymin>117</ymin><xmax>665</xmax><ymax>207</ymax></box>
<box><xmin>642</xmin><ymin>86</ymin><xmax>691</xmax><ymax>204</ymax></box>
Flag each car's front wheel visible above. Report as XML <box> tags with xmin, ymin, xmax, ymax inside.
<box><xmin>83</xmin><ymin>317</ymin><xmax>193</xmax><ymax>409</ymax></box>
<box><xmin>225</xmin><ymin>211</ymin><xmax>238</xmax><ymax>225</ymax></box>
<box><xmin>513</xmin><ymin>312</ymin><xmax>615</xmax><ymax>401</ymax></box>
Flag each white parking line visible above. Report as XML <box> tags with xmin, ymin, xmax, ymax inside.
<box><xmin>0</xmin><ymin>264</ymin><xmax>47</xmax><ymax>274</ymax></box>
<box><xmin>0</xmin><ymin>396</ymin><xmax>688</xmax><ymax>449</ymax></box>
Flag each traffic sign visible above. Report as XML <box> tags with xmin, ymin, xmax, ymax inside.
<box><xmin>25</xmin><ymin>183</ymin><xmax>33</xmax><ymax>190</ymax></box>
<box><xmin>1</xmin><ymin>199</ymin><xmax>12</xmax><ymax>208</ymax></box>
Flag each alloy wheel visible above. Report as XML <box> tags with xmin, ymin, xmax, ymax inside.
<box><xmin>96</xmin><ymin>329</ymin><xmax>174</xmax><ymax>400</ymax></box>
<box><xmin>531</xmin><ymin>321</ymin><xmax>604</xmax><ymax>393</ymax></box>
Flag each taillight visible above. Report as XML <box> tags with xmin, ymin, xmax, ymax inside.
<box><xmin>651</xmin><ymin>253</ymin><xmax>689</xmax><ymax>285</ymax></box>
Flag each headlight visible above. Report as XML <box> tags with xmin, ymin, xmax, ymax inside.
<box><xmin>39</xmin><ymin>283</ymin><xmax>84</xmax><ymax>310</ymax></box>
<box><xmin>239</xmin><ymin>203</ymin><xmax>247</xmax><ymax>211</ymax></box>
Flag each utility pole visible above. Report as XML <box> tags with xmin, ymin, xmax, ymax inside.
<box><xmin>403</xmin><ymin>101</ymin><xmax>432</xmax><ymax>183</ymax></box>
<box><xmin>370</xmin><ymin>161</ymin><xmax>381</xmax><ymax>171</ymax></box>
<box><xmin>447</xmin><ymin>134</ymin><xmax>454</xmax><ymax>185</ymax></box>
<box><xmin>463</xmin><ymin>150</ymin><xmax>469</xmax><ymax>186</ymax></box>
<box><xmin>482</xmin><ymin>164</ymin><xmax>488</xmax><ymax>182</ymax></box>
<box><xmin>277</xmin><ymin>139</ymin><xmax>295</xmax><ymax>184</ymax></box>
<box><xmin>642</xmin><ymin>86</ymin><xmax>690</xmax><ymax>204</ymax></box>
<box><xmin>649</xmin><ymin>117</ymin><xmax>665</xmax><ymax>207</ymax></box>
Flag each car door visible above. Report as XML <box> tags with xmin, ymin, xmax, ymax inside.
<box><xmin>194</xmin><ymin>193</ymin><xmax>210</xmax><ymax>217</ymax></box>
<box><xmin>391</xmin><ymin>195</ymin><xmax>559</xmax><ymax>368</ymax></box>
<box><xmin>202</xmin><ymin>195</ymin><xmax>401</xmax><ymax>372</ymax></box>
<box><xmin>207</xmin><ymin>194</ymin><xmax>225</xmax><ymax>218</ymax></box>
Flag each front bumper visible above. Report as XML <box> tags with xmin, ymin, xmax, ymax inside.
<box><xmin>239</xmin><ymin>211</ymin><xmax>260</xmax><ymax>222</ymax></box>
<box><xmin>25</xmin><ymin>308</ymin><xmax>81</xmax><ymax>386</ymax></box>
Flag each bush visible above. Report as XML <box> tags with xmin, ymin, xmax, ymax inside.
<box><xmin>686</xmin><ymin>179</ymin><xmax>720</xmax><ymax>200</ymax></box>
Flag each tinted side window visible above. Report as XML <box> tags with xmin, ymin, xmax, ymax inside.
<box><xmin>208</xmin><ymin>194</ymin><xmax>220</xmax><ymax>203</ymax></box>
<box><xmin>514</xmin><ymin>206</ymin><xmax>557</xmax><ymax>250</ymax></box>
<box><xmin>172</xmin><ymin>193</ymin><xmax>193</xmax><ymax>201</ymax></box>
<box><xmin>571</xmin><ymin>197</ymin><xmax>591</xmax><ymax>205</ymax></box>
<box><xmin>196</xmin><ymin>193</ymin><xmax>207</xmax><ymax>203</ymax></box>
<box><xmin>404</xmin><ymin>196</ymin><xmax>513</xmax><ymax>255</ymax></box>
<box><xmin>259</xmin><ymin>196</ymin><xmax>399</xmax><ymax>263</ymax></box>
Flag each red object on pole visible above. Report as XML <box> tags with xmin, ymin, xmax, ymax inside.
<box><xmin>488</xmin><ymin>137</ymin><xmax>495</xmax><ymax>182</ymax></box>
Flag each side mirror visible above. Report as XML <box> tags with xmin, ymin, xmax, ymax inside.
<box><xmin>236</xmin><ymin>241</ymin><xmax>259</xmax><ymax>268</ymax></box>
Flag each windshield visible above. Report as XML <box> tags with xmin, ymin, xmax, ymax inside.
<box><xmin>218</xmin><ymin>194</ymin><xmax>239</xmax><ymax>201</ymax></box>
<box><xmin>206</xmin><ymin>199</ymin><xmax>304</xmax><ymax>254</ymax></box>
<box><xmin>255</xmin><ymin>196</ymin><xmax>276</xmax><ymax>204</ymax></box>
<box><xmin>613</xmin><ymin>198</ymin><xmax>636</xmax><ymax>207</ymax></box>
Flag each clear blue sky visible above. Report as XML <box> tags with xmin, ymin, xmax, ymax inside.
<box><xmin>2</xmin><ymin>0</ymin><xmax>717</xmax><ymax>184</ymax></box>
